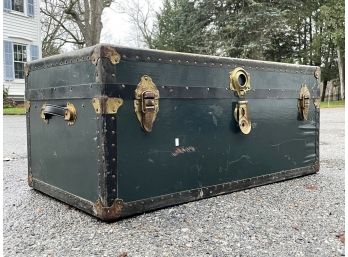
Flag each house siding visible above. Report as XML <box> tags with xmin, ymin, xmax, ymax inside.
<box><xmin>3</xmin><ymin>0</ymin><xmax>41</xmax><ymax>101</ymax></box>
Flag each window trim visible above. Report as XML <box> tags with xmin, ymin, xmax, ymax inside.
<box><xmin>13</xmin><ymin>43</ymin><xmax>27</xmax><ymax>80</ymax></box>
<box><xmin>11</xmin><ymin>0</ymin><xmax>25</xmax><ymax>14</ymax></box>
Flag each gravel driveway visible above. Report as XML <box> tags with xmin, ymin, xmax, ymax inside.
<box><xmin>3</xmin><ymin>108</ymin><xmax>345</xmax><ymax>257</ymax></box>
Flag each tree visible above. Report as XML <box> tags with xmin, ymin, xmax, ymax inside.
<box><xmin>152</xmin><ymin>0</ymin><xmax>215</xmax><ymax>54</ymax></box>
<box><xmin>152</xmin><ymin>0</ymin><xmax>344</xmax><ymax>100</ymax></box>
<box><xmin>111</xmin><ymin>0</ymin><xmax>158</xmax><ymax>48</ymax></box>
<box><xmin>41</xmin><ymin>0</ymin><xmax>113</xmax><ymax>56</ymax></box>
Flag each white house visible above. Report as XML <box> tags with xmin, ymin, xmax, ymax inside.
<box><xmin>3</xmin><ymin>0</ymin><xmax>41</xmax><ymax>101</ymax></box>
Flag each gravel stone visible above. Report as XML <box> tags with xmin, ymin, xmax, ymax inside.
<box><xmin>3</xmin><ymin>108</ymin><xmax>345</xmax><ymax>257</ymax></box>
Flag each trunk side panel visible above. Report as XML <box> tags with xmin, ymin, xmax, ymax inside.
<box><xmin>29</xmin><ymin>99</ymin><xmax>99</xmax><ymax>202</ymax></box>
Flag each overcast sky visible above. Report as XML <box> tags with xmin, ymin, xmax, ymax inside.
<box><xmin>100</xmin><ymin>0</ymin><xmax>163</xmax><ymax>48</ymax></box>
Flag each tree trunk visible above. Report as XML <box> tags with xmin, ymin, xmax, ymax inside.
<box><xmin>337</xmin><ymin>47</ymin><xmax>345</xmax><ymax>99</ymax></box>
<box><xmin>321</xmin><ymin>80</ymin><xmax>328</xmax><ymax>102</ymax></box>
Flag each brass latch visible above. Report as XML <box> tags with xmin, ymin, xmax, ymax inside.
<box><xmin>298</xmin><ymin>84</ymin><xmax>310</xmax><ymax>120</ymax></box>
<box><xmin>134</xmin><ymin>75</ymin><xmax>159</xmax><ymax>132</ymax></box>
<box><xmin>234</xmin><ymin>101</ymin><xmax>252</xmax><ymax>135</ymax></box>
<box><xmin>229</xmin><ymin>67</ymin><xmax>251</xmax><ymax>97</ymax></box>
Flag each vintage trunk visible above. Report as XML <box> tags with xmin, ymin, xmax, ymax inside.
<box><xmin>25</xmin><ymin>44</ymin><xmax>320</xmax><ymax>221</ymax></box>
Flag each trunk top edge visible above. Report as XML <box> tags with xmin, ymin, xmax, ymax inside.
<box><xmin>25</xmin><ymin>43</ymin><xmax>318</xmax><ymax>75</ymax></box>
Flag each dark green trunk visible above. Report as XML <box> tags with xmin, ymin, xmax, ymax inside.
<box><xmin>25</xmin><ymin>44</ymin><xmax>320</xmax><ymax>221</ymax></box>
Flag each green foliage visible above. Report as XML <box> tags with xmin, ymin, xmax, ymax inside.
<box><xmin>152</xmin><ymin>0</ymin><xmax>344</xmax><ymax>86</ymax></box>
<box><xmin>3</xmin><ymin>107</ymin><xmax>26</xmax><ymax>115</ymax></box>
<box><xmin>153</xmin><ymin>0</ymin><xmax>216</xmax><ymax>54</ymax></box>
<box><xmin>3</xmin><ymin>87</ymin><xmax>15</xmax><ymax>108</ymax></box>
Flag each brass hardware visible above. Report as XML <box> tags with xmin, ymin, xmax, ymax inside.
<box><xmin>64</xmin><ymin>102</ymin><xmax>77</xmax><ymax>125</ymax></box>
<box><xmin>91</xmin><ymin>45</ymin><xmax>121</xmax><ymax>65</ymax></box>
<box><xmin>40</xmin><ymin>102</ymin><xmax>77</xmax><ymax>125</ymax></box>
<box><xmin>314</xmin><ymin>67</ymin><xmax>321</xmax><ymax>79</ymax></box>
<box><xmin>298</xmin><ymin>84</ymin><xmax>310</xmax><ymax>120</ymax></box>
<box><xmin>92</xmin><ymin>97</ymin><xmax>123</xmax><ymax>114</ymax></box>
<box><xmin>134</xmin><ymin>75</ymin><xmax>159</xmax><ymax>132</ymax></box>
<box><xmin>24</xmin><ymin>63</ymin><xmax>30</xmax><ymax>77</ymax></box>
<box><xmin>234</xmin><ymin>100</ymin><xmax>252</xmax><ymax>135</ymax></box>
<box><xmin>229</xmin><ymin>67</ymin><xmax>251</xmax><ymax>97</ymax></box>
<box><xmin>24</xmin><ymin>101</ymin><xmax>31</xmax><ymax>112</ymax></box>
<box><xmin>40</xmin><ymin>103</ymin><xmax>48</xmax><ymax>123</ymax></box>
<box><xmin>313</xmin><ymin>98</ymin><xmax>320</xmax><ymax>109</ymax></box>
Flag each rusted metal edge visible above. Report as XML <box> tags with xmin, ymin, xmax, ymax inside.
<box><xmin>93</xmin><ymin>199</ymin><xmax>124</xmax><ymax>221</ymax></box>
<box><xmin>31</xmin><ymin>165</ymin><xmax>317</xmax><ymax>221</ymax></box>
<box><xmin>28</xmin><ymin>174</ymin><xmax>33</xmax><ymax>187</ymax></box>
<box><xmin>91</xmin><ymin>45</ymin><xmax>121</xmax><ymax>65</ymax></box>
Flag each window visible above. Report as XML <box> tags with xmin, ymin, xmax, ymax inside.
<box><xmin>12</xmin><ymin>0</ymin><xmax>24</xmax><ymax>12</ymax></box>
<box><xmin>13</xmin><ymin>44</ymin><xmax>27</xmax><ymax>79</ymax></box>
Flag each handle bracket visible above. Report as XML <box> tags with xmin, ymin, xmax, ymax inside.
<box><xmin>41</xmin><ymin>102</ymin><xmax>77</xmax><ymax>125</ymax></box>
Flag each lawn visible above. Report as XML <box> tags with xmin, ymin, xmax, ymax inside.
<box><xmin>3</xmin><ymin>107</ymin><xmax>26</xmax><ymax>115</ymax></box>
<box><xmin>320</xmin><ymin>100</ymin><xmax>345</xmax><ymax>108</ymax></box>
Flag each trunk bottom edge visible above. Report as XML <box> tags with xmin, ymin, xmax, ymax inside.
<box><xmin>31</xmin><ymin>165</ymin><xmax>316</xmax><ymax>221</ymax></box>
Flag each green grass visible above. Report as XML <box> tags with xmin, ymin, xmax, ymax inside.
<box><xmin>320</xmin><ymin>100</ymin><xmax>345</xmax><ymax>108</ymax></box>
<box><xmin>3</xmin><ymin>107</ymin><xmax>26</xmax><ymax>115</ymax></box>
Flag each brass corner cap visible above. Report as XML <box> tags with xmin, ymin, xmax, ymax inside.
<box><xmin>24</xmin><ymin>63</ymin><xmax>30</xmax><ymax>77</ymax></box>
<box><xmin>314</xmin><ymin>67</ymin><xmax>321</xmax><ymax>79</ymax></box>
<box><xmin>91</xmin><ymin>45</ymin><xmax>121</xmax><ymax>65</ymax></box>
<box><xmin>28</xmin><ymin>174</ymin><xmax>33</xmax><ymax>187</ymax></box>
<box><xmin>92</xmin><ymin>97</ymin><xmax>123</xmax><ymax>114</ymax></box>
<box><xmin>314</xmin><ymin>161</ymin><xmax>320</xmax><ymax>173</ymax></box>
<box><xmin>93</xmin><ymin>199</ymin><xmax>124</xmax><ymax>221</ymax></box>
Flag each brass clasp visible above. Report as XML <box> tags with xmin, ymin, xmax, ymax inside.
<box><xmin>134</xmin><ymin>75</ymin><xmax>159</xmax><ymax>132</ymax></box>
<box><xmin>234</xmin><ymin>100</ymin><xmax>252</xmax><ymax>135</ymax></box>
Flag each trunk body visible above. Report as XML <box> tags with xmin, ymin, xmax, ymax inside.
<box><xmin>25</xmin><ymin>44</ymin><xmax>320</xmax><ymax>221</ymax></box>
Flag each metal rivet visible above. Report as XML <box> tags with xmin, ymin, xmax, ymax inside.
<box><xmin>112</xmin><ymin>131</ymin><xmax>115</xmax><ymax>134</ymax></box>
<box><xmin>112</xmin><ymin>189</ymin><xmax>116</xmax><ymax>192</ymax></box>
<box><xmin>207</xmin><ymin>88</ymin><xmax>210</xmax><ymax>91</ymax></box>
<box><xmin>112</xmin><ymin>175</ymin><xmax>116</xmax><ymax>178</ymax></box>
<box><xmin>111</xmin><ymin>117</ymin><xmax>115</xmax><ymax>120</ymax></box>
<box><xmin>121</xmin><ymin>84</ymin><xmax>125</xmax><ymax>88</ymax></box>
<box><xmin>112</xmin><ymin>144</ymin><xmax>115</xmax><ymax>147</ymax></box>
<box><xmin>185</xmin><ymin>86</ymin><xmax>189</xmax><ymax>90</ymax></box>
<box><xmin>112</xmin><ymin>158</ymin><xmax>116</xmax><ymax>161</ymax></box>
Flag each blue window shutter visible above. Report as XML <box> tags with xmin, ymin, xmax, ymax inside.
<box><xmin>30</xmin><ymin>45</ymin><xmax>39</xmax><ymax>60</ymax></box>
<box><xmin>4</xmin><ymin>0</ymin><xmax>12</xmax><ymax>11</ymax></box>
<box><xmin>28</xmin><ymin>0</ymin><xmax>34</xmax><ymax>17</ymax></box>
<box><xmin>3</xmin><ymin>41</ymin><xmax>14</xmax><ymax>81</ymax></box>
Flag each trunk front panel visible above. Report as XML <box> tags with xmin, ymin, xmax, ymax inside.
<box><xmin>117</xmin><ymin>98</ymin><xmax>317</xmax><ymax>202</ymax></box>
